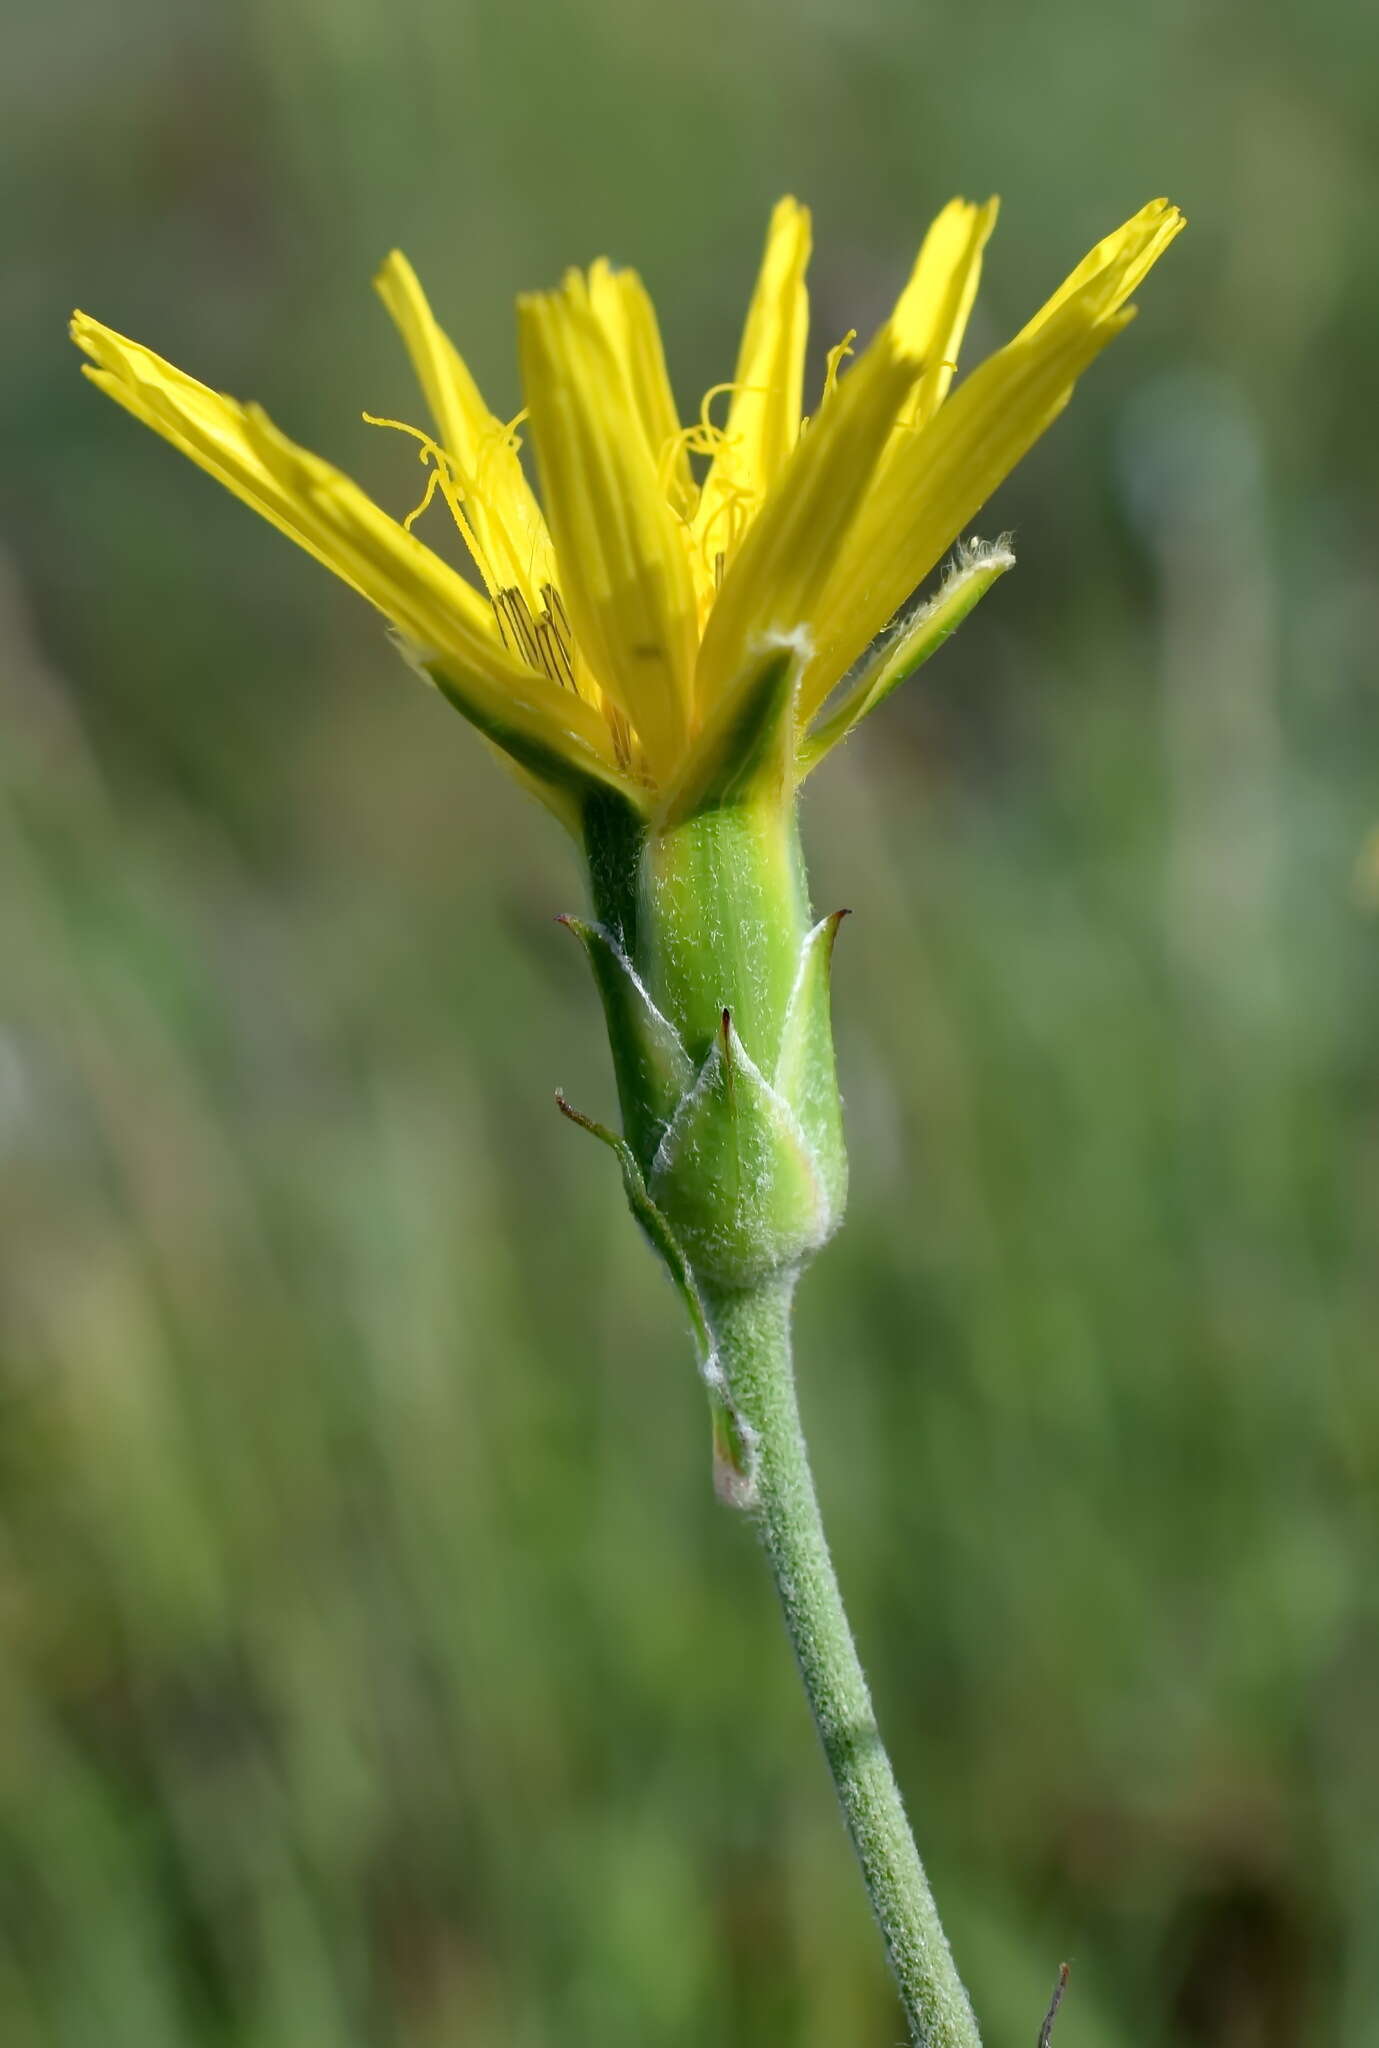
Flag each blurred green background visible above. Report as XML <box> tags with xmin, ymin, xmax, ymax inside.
<box><xmin>4</xmin><ymin>0</ymin><xmax>1379</xmax><ymax>2042</ymax></box>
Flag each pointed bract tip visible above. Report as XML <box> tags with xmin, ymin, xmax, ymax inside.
<box><xmin>554</xmin><ymin>1089</ymin><xmax>598</xmax><ymax>1135</ymax></box>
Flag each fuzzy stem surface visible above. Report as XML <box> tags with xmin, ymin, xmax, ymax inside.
<box><xmin>705</xmin><ymin>1273</ymin><xmax>982</xmax><ymax>2048</ymax></box>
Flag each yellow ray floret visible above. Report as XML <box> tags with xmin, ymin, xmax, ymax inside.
<box><xmin>692</xmin><ymin>198</ymin><xmax>812</xmax><ymax>583</ymax></box>
<box><xmin>587</xmin><ymin>259</ymin><xmax>696</xmax><ymax>520</ymax></box>
<box><xmin>517</xmin><ymin>272</ymin><xmax>700</xmax><ymax>784</ymax></box>
<box><xmin>374</xmin><ymin>250</ymin><xmax>556</xmax><ymax>608</ymax></box>
<box><xmin>73</xmin><ymin>194</ymin><xmax>1182</xmax><ymax>824</ymax></box>
<box><xmin>889</xmin><ymin>195</ymin><xmax>999</xmax><ymax>434</ymax></box>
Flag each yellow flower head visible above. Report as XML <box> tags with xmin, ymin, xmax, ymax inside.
<box><xmin>72</xmin><ymin>195</ymin><xmax>1182</xmax><ymax>826</ymax></box>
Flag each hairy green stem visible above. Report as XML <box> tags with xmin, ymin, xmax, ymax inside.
<box><xmin>705</xmin><ymin>1274</ymin><xmax>982</xmax><ymax>2048</ymax></box>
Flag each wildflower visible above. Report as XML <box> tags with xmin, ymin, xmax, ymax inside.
<box><xmin>71</xmin><ymin>184</ymin><xmax>1183</xmax><ymax>1396</ymax></box>
<box><xmin>72</xmin><ymin>196</ymin><xmax>1183</xmax><ymax>829</ymax></box>
<box><xmin>74</xmin><ymin>196</ymin><xmax>1183</xmax><ymax>2045</ymax></box>
<box><xmin>71</xmin><ymin>195</ymin><xmax>1186</xmax><ymax>1418</ymax></box>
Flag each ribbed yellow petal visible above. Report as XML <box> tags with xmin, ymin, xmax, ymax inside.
<box><xmin>70</xmin><ymin>313</ymin><xmax>621</xmax><ymax>779</ymax></box>
<box><xmin>691</xmin><ymin>198</ymin><xmax>811</xmax><ymax>576</ymax></box>
<box><xmin>518</xmin><ymin>277</ymin><xmax>699</xmax><ymax>782</ymax></box>
<box><xmin>694</xmin><ymin>322</ymin><xmax>924</xmax><ymax>712</ymax></box>
<box><xmin>1014</xmin><ymin>197</ymin><xmax>1182</xmax><ymax>342</ymax></box>
<box><xmin>802</xmin><ymin>200</ymin><xmax>1185</xmax><ymax>711</ymax></box>
<box><xmin>587</xmin><ymin>260</ymin><xmax>695</xmax><ymax>519</ymax></box>
<box><xmin>373</xmin><ymin>251</ymin><xmax>555</xmax><ymax>604</ymax></box>
<box><xmin>889</xmin><ymin>195</ymin><xmax>998</xmax><ymax>432</ymax></box>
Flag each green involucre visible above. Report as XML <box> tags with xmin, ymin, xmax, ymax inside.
<box><xmin>572</xmin><ymin>789</ymin><xmax>847</xmax><ymax>1294</ymax></box>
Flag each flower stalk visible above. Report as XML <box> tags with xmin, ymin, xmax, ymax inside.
<box><xmin>703</xmin><ymin>1273</ymin><xmax>982</xmax><ymax>2048</ymax></box>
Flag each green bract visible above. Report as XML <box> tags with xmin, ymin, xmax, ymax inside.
<box><xmin>569</xmin><ymin>817</ymin><xmax>846</xmax><ymax>1289</ymax></box>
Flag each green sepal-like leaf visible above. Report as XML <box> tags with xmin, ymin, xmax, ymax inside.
<box><xmin>649</xmin><ymin>1012</ymin><xmax>831</xmax><ymax>1288</ymax></box>
<box><xmin>558</xmin><ymin>915</ymin><xmax>693</xmax><ymax>1167</ymax></box>
<box><xmin>555</xmin><ymin>1093</ymin><xmax>758</xmax><ymax>1506</ymax></box>
<box><xmin>800</xmin><ymin>540</ymin><xmax>1014</xmax><ymax>773</ymax></box>
<box><xmin>774</xmin><ymin>910</ymin><xmax>849</xmax><ymax>1228</ymax></box>
<box><xmin>407</xmin><ymin>644</ymin><xmax>648</xmax><ymax>834</ymax></box>
<box><xmin>657</xmin><ymin>635</ymin><xmax>804</xmax><ymax>828</ymax></box>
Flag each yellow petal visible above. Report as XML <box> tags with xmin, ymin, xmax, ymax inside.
<box><xmin>692</xmin><ymin>198</ymin><xmax>812</xmax><ymax>573</ymax></box>
<box><xmin>889</xmin><ymin>195</ymin><xmax>999</xmax><ymax>431</ymax></box>
<box><xmin>518</xmin><ymin>277</ymin><xmax>700</xmax><ymax>782</ymax></box>
<box><xmin>1014</xmin><ymin>196</ymin><xmax>1183</xmax><ymax>342</ymax></box>
<box><xmin>803</xmin><ymin>199</ymin><xmax>1185</xmax><ymax>708</ymax></box>
<box><xmin>694</xmin><ymin>320</ymin><xmax>924</xmax><ymax>712</ymax></box>
<box><xmin>374</xmin><ymin>251</ymin><xmax>555</xmax><ymax>603</ymax></box>
<box><xmin>71</xmin><ymin>312</ymin><xmax>621</xmax><ymax>778</ymax></box>
<box><xmin>587</xmin><ymin>260</ymin><xmax>695</xmax><ymax>518</ymax></box>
